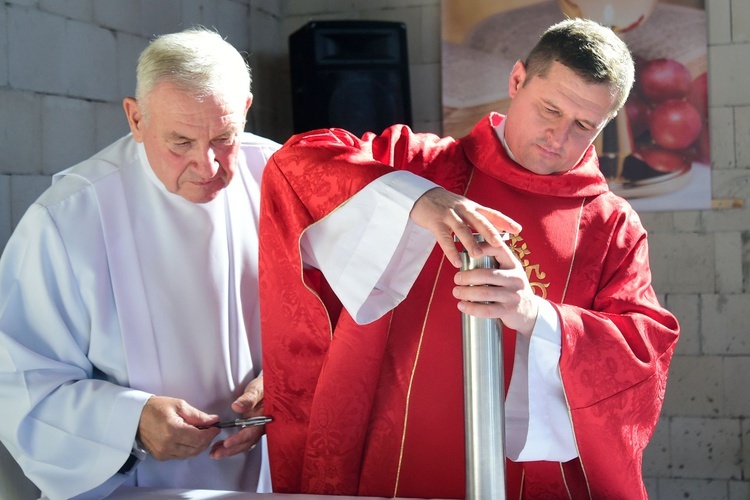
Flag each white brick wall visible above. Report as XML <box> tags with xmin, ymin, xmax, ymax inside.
<box><xmin>715</xmin><ymin>231</ymin><xmax>744</xmax><ymax>293</ymax></box>
<box><xmin>735</xmin><ymin>105</ymin><xmax>750</xmax><ymax>167</ymax></box>
<box><xmin>8</xmin><ymin>9</ymin><xmax>67</xmax><ymax>95</ymax></box>
<box><xmin>115</xmin><ymin>31</ymin><xmax>146</xmax><ymax>100</ymax></box>
<box><xmin>9</xmin><ymin>174</ymin><xmax>52</xmax><ymax>228</ymax></box>
<box><xmin>0</xmin><ymin>176</ymin><xmax>9</xmax><ymax>250</ymax></box>
<box><xmin>0</xmin><ymin>0</ymin><xmax>749</xmax><ymax>498</ymax></box>
<box><xmin>649</xmin><ymin>232</ymin><xmax>716</xmax><ymax>293</ymax></box>
<box><xmin>93</xmin><ymin>0</ymin><xmax>142</xmax><ymax>34</ymax></box>
<box><xmin>0</xmin><ymin>5</ymin><xmax>8</xmax><ymax>87</ymax></box>
<box><xmin>711</xmin><ymin>106</ymin><xmax>736</xmax><ymax>169</ymax></box>
<box><xmin>41</xmin><ymin>95</ymin><xmax>97</xmax><ymax>175</ymax></box>
<box><xmin>672</xmin><ymin>417</ymin><xmax>742</xmax><ymax>478</ymax></box>
<box><xmin>95</xmin><ymin>100</ymin><xmax>131</xmax><ymax>151</ymax></box>
<box><xmin>731</xmin><ymin>0</ymin><xmax>750</xmax><ymax>42</ymax></box>
<box><xmin>0</xmin><ymin>89</ymin><xmax>43</xmax><ymax>174</ymax></box>
<box><xmin>39</xmin><ymin>0</ymin><xmax>94</xmax><ymax>22</ymax></box>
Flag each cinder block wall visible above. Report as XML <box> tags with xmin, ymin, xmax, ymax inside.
<box><xmin>1</xmin><ymin>0</ymin><xmax>749</xmax><ymax>499</ymax></box>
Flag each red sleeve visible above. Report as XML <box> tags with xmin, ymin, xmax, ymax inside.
<box><xmin>258</xmin><ymin>125</ymin><xmax>467</xmax><ymax>493</ymax></box>
<box><xmin>265</xmin><ymin>126</ymin><xmax>467</xmax><ymax>219</ymax></box>
<box><xmin>554</xmin><ymin>200</ymin><xmax>679</xmax><ymax>497</ymax></box>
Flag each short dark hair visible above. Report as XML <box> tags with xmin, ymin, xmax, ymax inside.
<box><xmin>524</xmin><ymin>18</ymin><xmax>634</xmax><ymax>115</ymax></box>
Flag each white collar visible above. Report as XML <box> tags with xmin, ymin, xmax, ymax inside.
<box><xmin>491</xmin><ymin>117</ymin><xmax>520</xmax><ymax>163</ymax></box>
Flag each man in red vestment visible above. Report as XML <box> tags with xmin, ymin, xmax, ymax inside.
<box><xmin>259</xmin><ymin>18</ymin><xmax>679</xmax><ymax>499</ymax></box>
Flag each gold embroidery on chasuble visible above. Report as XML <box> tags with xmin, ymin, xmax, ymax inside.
<box><xmin>508</xmin><ymin>233</ymin><xmax>551</xmax><ymax>300</ymax></box>
<box><xmin>506</xmin><ymin>196</ymin><xmax>587</xmax><ymax>304</ymax></box>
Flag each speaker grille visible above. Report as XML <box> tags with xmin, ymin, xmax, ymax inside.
<box><xmin>289</xmin><ymin>21</ymin><xmax>412</xmax><ymax>137</ymax></box>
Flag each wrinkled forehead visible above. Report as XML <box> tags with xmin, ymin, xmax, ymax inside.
<box><xmin>143</xmin><ymin>81</ymin><xmax>248</xmax><ymax>120</ymax></box>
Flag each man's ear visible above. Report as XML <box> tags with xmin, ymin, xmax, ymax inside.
<box><xmin>508</xmin><ymin>60</ymin><xmax>527</xmax><ymax>99</ymax></box>
<box><xmin>240</xmin><ymin>94</ymin><xmax>254</xmax><ymax>131</ymax></box>
<box><xmin>123</xmin><ymin>97</ymin><xmax>145</xmax><ymax>142</ymax></box>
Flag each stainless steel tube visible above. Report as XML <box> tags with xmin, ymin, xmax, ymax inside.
<box><xmin>460</xmin><ymin>234</ymin><xmax>506</xmax><ymax>500</ymax></box>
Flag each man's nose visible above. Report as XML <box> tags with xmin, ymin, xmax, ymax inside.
<box><xmin>547</xmin><ymin>122</ymin><xmax>571</xmax><ymax>148</ymax></box>
<box><xmin>194</xmin><ymin>147</ymin><xmax>220</xmax><ymax>178</ymax></box>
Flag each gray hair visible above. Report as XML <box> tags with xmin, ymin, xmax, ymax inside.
<box><xmin>524</xmin><ymin>18</ymin><xmax>634</xmax><ymax>116</ymax></box>
<box><xmin>135</xmin><ymin>27</ymin><xmax>251</xmax><ymax>117</ymax></box>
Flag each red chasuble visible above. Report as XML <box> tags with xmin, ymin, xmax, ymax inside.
<box><xmin>259</xmin><ymin>113</ymin><xmax>679</xmax><ymax>499</ymax></box>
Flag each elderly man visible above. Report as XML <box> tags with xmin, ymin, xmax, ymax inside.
<box><xmin>0</xmin><ymin>28</ymin><xmax>278</xmax><ymax>499</ymax></box>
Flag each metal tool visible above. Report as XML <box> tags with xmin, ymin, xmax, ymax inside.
<box><xmin>459</xmin><ymin>233</ymin><xmax>507</xmax><ymax>500</ymax></box>
<box><xmin>208</xmin><ymin>416</ymin><xmax>273</xmax><ymax>428</ymax></box>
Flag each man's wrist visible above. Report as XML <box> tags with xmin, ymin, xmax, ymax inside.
<box><xmin>133</xmin><ymin>435</ymin><xmax>149</xmax><ymax>460</ymax></box>
<box><xmin>118</xmin><ymin>436</ymin><xmax>148</xmax><ymax>475</ymax></box>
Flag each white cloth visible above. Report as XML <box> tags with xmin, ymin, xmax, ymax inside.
<box><xmin>0</xmin><ymin>133</ymin><xmax>279</xmax><ymax>500</ymax></box>
<box><xmin>302</xmin><ymin>170</ymin><xmax>577</xmax><ymax>462</ymax></box>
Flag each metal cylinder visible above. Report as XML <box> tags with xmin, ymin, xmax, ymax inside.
<box><xmin>460</xmin><ymin>234</ymin><xmax>507</xmax><ymax>500</ymax></box>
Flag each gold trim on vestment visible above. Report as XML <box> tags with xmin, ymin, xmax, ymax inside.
<box><xmin>297</xmin><ymin>211</ymin><xmax>341</xmax><ymax>342</ymax></box>
<box><xmin>392</xmin><ymin>256</ymin><xmax>448</xmax><ymax>497</ymax></box>
<box><xmin>559</xmin><ymin>461</ymin><xmax>573</xmax><ymax>499</ymax></box>
<box><xmin>558</xmin><ymin>197</ymin><xmax>593</xmax><ymax>499</ymax></box>
<box><xmin>393</xmin><ymin>169</ymin><xmax>478</xmax><ymax>496</ymax></box>
<box><xmin>559</xmin><ymin>198</ymin><xmax>585</xmax><ymax>306</ymax></box>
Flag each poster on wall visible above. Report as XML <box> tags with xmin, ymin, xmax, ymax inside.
<box><xmin>441</xmin><ymin>0</ymin><xmax>710</xmax><ymax>212</ymax></box>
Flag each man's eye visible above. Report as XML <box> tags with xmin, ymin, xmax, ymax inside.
<box><xmin>215</xmin><ymin>137</ymin><xmax>235</xmax><ymax>146</ymax></box>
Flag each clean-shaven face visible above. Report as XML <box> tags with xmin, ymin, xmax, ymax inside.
<box><xmin>504</xmin><ymin>60</ymin><xmax>617</xmax><ymax>175</ymax></box>
<box><xmin>129</xmin><ymin>81</ymin><xmax>249</xmax><ymax>204</ymax></box>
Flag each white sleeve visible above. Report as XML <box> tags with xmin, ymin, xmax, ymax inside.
<box><xmin>0</xmin><ymin>204</ymin><xmax>151</xmax><ymax>500</ymax></box>
<box><xmin>504</xmin><ymin>299</ymin><xmax>578</xmax><ymax>462</ymax></box>
<box><xmin>300</xmin><ymin>171</ymin><xmax>439</xmax><ymax>325</ymax></box>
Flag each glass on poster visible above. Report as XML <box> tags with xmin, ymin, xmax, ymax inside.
<box><xmin>442</xmin><ymin>0</ymin><xmax>710</xmax><ymax>212</ymax></box>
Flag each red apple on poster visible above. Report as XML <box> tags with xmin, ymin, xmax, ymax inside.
<box><xmin>649</xmin><ymin>99</ymin><xmax>702</xmax><ymax>150</ymax></box>
<box><xmin>687</xmin><ymin>72</ymin><xmax>709</xmax><ymax>119</ymax></box>
<box><xmin>637</xmin><ymin>58</ymin><xmax>692</xmax><ymax>102</ymax></box>
<box><xmin>638</xmin><ymin>146</ymin><xmax>690</xmax><ymax>173</ymax></box>
<box><xmin>625</xmin><ymin>94</ymin><xmax>651</xmax><ymax>139</ymax></box>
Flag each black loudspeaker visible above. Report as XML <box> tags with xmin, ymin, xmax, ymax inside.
<box><xmin>289</xmin><ymin>20</ymin><xmax>412</xmax><ymax>137</ymax></box>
